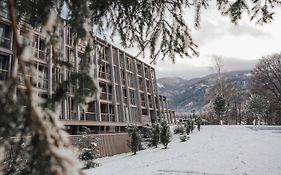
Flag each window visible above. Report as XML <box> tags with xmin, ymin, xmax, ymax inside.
<box><xmin>146</xmin><ymin>80</ymin><xmax>151</xmax><ymax>93</ymax></box>
<box><xmin>98</xmin><ymin>61</ymin><xmax>111</xmax><ymax>80</ymax></box>
<box><xmin>96</xmin><ymin>44</ymin><xmax>105</xmax><ymax>60</ymax></box>
<box><xmin>0</xmin><ymin>23</ymin><xmax>11</xmax><ymax>49</ymax></box>
<box><xmin>129</xmin><ymin>90</ymin><xmax>136</xmax><ymax>105</ymax></box>
<box><xmin>123</xmin><ymin>88</ymin><xmax>127</xmax><ymax>104</ymax></box>
<box><xmin>66</xmin><ymin>27</ymin><xmax>73</xmax><ymax>46</ymax></box>
<box><xmin>32</xmin><ymin>34</ymin><xmax>46</xmax><ymax>60</ymax></box>
<box><xmin>127</xmin><ymin>73</ymin><xmax>135</xmax><ymax>87</ymax></box>
<box><xmin>66</xmin><ymin>47</ymin><xmax>75</xmax><ymax>64</ymax></box>
<box><xmin>85</xmin><ymin>101</ymin><xmax>97</xmax><ymax>121</ymax></box>
<box><xmin>119</xmin><ymin>53</ymin><xmax>124</xmax><ymax>68</ymax></box>
<box><xmin>140</xmin><ymin>93</ymin><xmax>145</xmax><ymax>107</ymax></box>
<box><xmin>0</xmin><ymin>1</ymin><xmax>8</xmax><ymax>18</ymax></box>
<box><xmin>144</xmin><ymin>67</ymin><xmax>149</xmax><ymax>78</ymax></box>
<box><xmin>112</xmin><ymin>48</ymin><xmax>118</xmax><ymax>65</ymax></box>
<box><xmin>0</xmin><ymin>54</ymin><xmax>9</xmax><ymax>80</ymax></box>
<box><xmin>137</xmin><ymin>64</ymin><xmax>141</xmax><ymax>75</ymax></box>
<box><xmin>99</xmin><ymin>82</ymin><xmax>112</xmax><ymax>101</ymax></box>
<box><xmin>138</xmin><ymin>77</ymin><xmax>144</xmax><ymax>91</ymax></box>
<box><xmin>37</xmin><ymin>64</ymin><xmax>48</xmax><ymax>89</ymax></box>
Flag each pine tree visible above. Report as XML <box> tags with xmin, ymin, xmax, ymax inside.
<box><xmin>213</xmin><ymin>95</ymin><xmax>226</xmax><ymax>124</ymax></box>
<box><xmin>128</xmin><ymin>127</ymin><xmax>141</xmax><ymax>155</ymax></box>
<box><xmin>151</xmin><ymin>124</ymin><xmax>160</xmax><ymax>148</ymax></box>
<box><xmin>160</xmin><ymin>121</ymin><xmax>171</xmax><ymax>149</ymax></box>
<box><xmin>79</xmin><ymin>134</ymin><xmax>99</xmax><ymax>169</ymax></box>
<box><xmin>186</xmin><ymin>120</ymin><xmax>191</xmax><ymax>135</ymax></box>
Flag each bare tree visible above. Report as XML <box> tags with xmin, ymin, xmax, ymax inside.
<box><xmin>252</xmin><ymin>53</ymin><xmax>281</xmax><ymax>109</ymax></box>
<box><xmin>212</xmin><ymin>55</ymin><xmax>224</xmax><ymax>96</ymax></box>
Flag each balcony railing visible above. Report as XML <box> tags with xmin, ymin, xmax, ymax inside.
<box><xmin>38</xmin><ymin>50</ymin><xmax>46</xmax><ymax>60</ymax></box>
<box><xmin>70</xmin><ymin>111</ymin><xmax>78</xmax><ymax>120</ymax></box>
<box><xmin>0</xmin><ymin>69</ymin><xmax>8</xmax><ymax>81</ymax></box>
<box><xmin>98</xmin><ymin>72</ymin><xmax>111</xmax><ymax>80</ymax></box>
<box><xmin>85</xmin><ymin>112</ymin><xmax>97</xmax><ymax>121</ymax></box>
<box><xmin>0</xmin><ymin>36</ymin><xmax>10</xmax><ymax>49</ymax></box>
<box><xmin>141</xmin><ymin>101</ymin><xmax>146</xmax><ymax>107</ymax></box>
<box><xmin>101</xmin><ymin>113</ymin><xmax>109</xmax><ymax>122</ymax></box>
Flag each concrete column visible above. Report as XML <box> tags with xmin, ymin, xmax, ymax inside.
<box><xmin>109</xmin><ymin>45</ymin><xmax>118</xmax><ymax>122</ymax></box>
<box><xmin>123</xmin><ymin>54</ymin><xmax>131</xmax><ymax>123</ymax></box>
<box><xmin>48</xmin><ymin>46</ymin><xmax>53</xmax><ymax>97</ymax></box>
<box><xmin>133</xmin><ymin>60</ymin><xmax>142</xmax><ymax>123</ymax></box>
<box><xmin>93</xmin><ymin>39</ymin><xmax>101</xmax><ymax>121</ymax></box>
<box><xmin>74</xmin><ymin>45</ymin><xmax>81</xmax><ymax>120</ymax></box>
<box><xmin>152</xmin><ymin>70</ymin><xmax>162</xmax><ymax>123</ymax></box>
<box><xmin>141</xmin><ymin>63</ymin><xmax>151</xmax><ymax>122</ymax></box>
<box><xmin>115</xmin><ymin>49</ymin><xmax>125</xmax><ymax>122</ymax></box>
<box><xmin>62</xmin><ymin>25</ymin><xmax>68</xmax><ymax>120</ymax></box>
<box><xmin>148</xmin><ymin>68</ymin><xmax>157</xmax><ymax>123</ymax></box>
<box><xmin>164</xmin><ymin>98</ymin><xmax>170</xmax><ymax>123</ymax></box>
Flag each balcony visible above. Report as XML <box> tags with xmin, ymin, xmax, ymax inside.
<box><xmin>0</xmin><ymin>36</ymin><xmax>10</xmax><ymax>49</ymax></box>
<box><xmin>85</xmin><ymin>112</ymin><xmax>97</xmax><ymax>121</ymax></box>
<box><xmin>38</xmin><ymin>50</ymin><xmax>46</xmax><ymax>61</ymax></box>
<box><xmin>0</xmin><ymin>69</ymin><xmax>8</xmax><ymax>80</ymax></box>
<box><xmin>70</xmin><ymin>111</ymin><xmax>78</xmax><ymax>120</ymax></box>
<box><xmin>98</xmin><ymin>72</ymin><xmax>111</xmax><ymax>80</ymax></box>
<box><xmin>101</xmin><ymin>113</ymin><xmax>109</xmax><ymax>122</ymax></box>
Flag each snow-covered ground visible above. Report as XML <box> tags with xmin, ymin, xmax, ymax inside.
<box><xmin>85</xmin><ymin>125</ymin><xmax>281</xmax><ymax>175</ymax></box>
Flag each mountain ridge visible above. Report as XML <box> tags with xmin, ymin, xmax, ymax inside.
<box><xmin>157</xmin><ymin>70</ymin><xmax>251</xmax><ymax>113</ymax></box>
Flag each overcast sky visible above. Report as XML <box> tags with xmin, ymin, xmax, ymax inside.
<box><xmin>109</xmin><ymin>3</ymin><xmax>281</xmax><ymax>79</ymax></box>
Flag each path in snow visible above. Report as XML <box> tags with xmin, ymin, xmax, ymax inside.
<box><xmin>85</xmin><ymin>125</ymin><xmax>281</xmax><ymax>175</ymax></box>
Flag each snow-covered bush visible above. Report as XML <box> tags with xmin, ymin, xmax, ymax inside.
<box><xmin>174</xmin><ymin>124</ymin><xmax>185</xmax><ymax>134</ymax></box>
<box><xmin>127</xmin><ymin>126</ymin><xmax>142</xmax><ymax>155</ymax></box>
<box><xmin>180</xmin><ymin>134</ymin><xmax>189</xmax><ymax>142</ymax></box>
<box><xmin>150</xmin><ymin>124</ymin><xmax>160</xmax><ymax>148</ymax></box>
<box><xmin>141</xmin><ymin>125</ymin><xmax>153</xmax><ymax>149</ymax></box>
<box><xmin>160</xmin><ymin>121</ymin><xmax>171</xmax><ymax>149</ymax></box>
<box><xmin>79</xmin><ymin>134</ymin><xmax>99</xmax><ymax>169</ymax></box>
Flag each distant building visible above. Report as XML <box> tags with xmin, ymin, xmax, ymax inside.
<box><xmin>0</xmin><ymin>12</ymin><xmax>176</xmax><ymax>134</ymax></box>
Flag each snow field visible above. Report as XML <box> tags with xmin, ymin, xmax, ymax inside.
<box><xmin>85</xmin><ymin>125</ymin><xmax>281</xmax><ymax>175</ymax></box>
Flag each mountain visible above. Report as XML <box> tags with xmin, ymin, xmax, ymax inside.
<box><xmin>157</xmin><ymin>70</ymin><xmax>252</xmax><ymax>113</ymax></box>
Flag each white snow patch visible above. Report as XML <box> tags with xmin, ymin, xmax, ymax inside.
<box><xmin>157</xmin><ymin>83</ymin><xmax>164</xmax><ymax>88</ymax></box>
<box><xmin>85</xmin><ymin>125</ymin><xmax>281</xmax><ymax>175</ymax></box>
<box><xmin>200</xmin><ymin>83</ymin><xmax>208</xmax><ymax>87</ymax></box>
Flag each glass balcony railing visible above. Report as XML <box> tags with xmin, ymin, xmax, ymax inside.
<box><xmin>85</xmin><ymin>112</ymin><xmax>97</xmax><ymax>121</ymax></box>
<box><xmin>0</xmin><ymin>36</ymin><xmax>10</xmax><ymax>49</ymax></box>
<box><xmin>0</xmin><ymin>69</ymin><xmax>8</xmax><ymax>80</ymax></box>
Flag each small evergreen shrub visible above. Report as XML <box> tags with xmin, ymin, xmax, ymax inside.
<box><xmin>180</xmin><ymin>134</ymin><xmax>188</xmax><ymax>142</ymax></box>
<box><xmin>127</xmin><ymin>126</ymin><xmax>142</xmax><ymax>155</ymax></box>
<box><xmin>174</xmin><ymin>125</ymin><xmax>184</xmax><ymax>134</ymax></box>
<box><xmin>79</xmin><ymin>133</ymin><xmax>99</xmax><ymax>169</ymax></box>
<box><xmin>150</xmin><ymin>124</ymin><xmax>160</xmax><ymax>148</ymax></box>
<box><xmin>160</xmin><ymin>121</ymin><xmax>171</xmax><ymax>149</ymax></box>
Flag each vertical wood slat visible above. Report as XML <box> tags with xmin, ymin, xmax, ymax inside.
<box><xmin>69</xmin><ymin>133</ymin><xmax>130</xmax><ymax>158</ymax></box>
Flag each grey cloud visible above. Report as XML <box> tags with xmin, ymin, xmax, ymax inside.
<box><xmin>156</xmin><ymin>57</ymin><xmax>258</xmax><ymax>79</ymax></box>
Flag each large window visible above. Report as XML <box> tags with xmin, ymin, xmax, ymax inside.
<box><xmin>66</xmin><ymin>27</ymin><xmax>73</xmax><ymax>46</ymax></box>
<box><xmin>32</xmin><ymin>34</ymin><xmax>46</xmax><ymax>60</ymax></box>
<box><xmin>85</xmin><ymin>101</ymin><xmax>97</xmax><ymax>121</ymax></box>
<box><xmin>129</xmin><ymin>90</ymin><xmax>137</xmax><ymax>105</ymax></box>
<box><xmin>0</xmin><ymin>23</ymin><xmax>11</xmax><ymax>49</ymax></box>
<box><xmin>37</xmin><ymin>64</ymin><xmax>48</xmax><ymax>89</ymax></box>
<box><xmin>98</xmin><ymin>61</ymin><xmax>111</xmax><ymax>80</ymax></box>
<box><xmin>0</xmin><ymin>1</ymin><xmax>8</xmax><ymax>18</ymax></box>
<box><xmin>99</xmin><ymin>82</ymin><xmax>112</xmax><ymax>101</ymax></box>
<box><xmin>0</xmin><ymin>54</ymin><xmax>9</xmax><ymax>80</ymax></box>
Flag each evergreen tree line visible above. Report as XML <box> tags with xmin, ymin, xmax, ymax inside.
<box><xmin>207</xmin><ymin>54</ymin><xmax>281</xmax><ymax>125</ymax></box>
<box><xmin>127</xmin><ymin>121</ymin><xmax>171</xmax><ymax>155</ymax></box>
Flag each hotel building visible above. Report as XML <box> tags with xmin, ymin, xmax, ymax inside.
<box><xmin>0</xmin><ymin>12</ymin><xmax>176</xmax><ymax>134</ymax></box>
